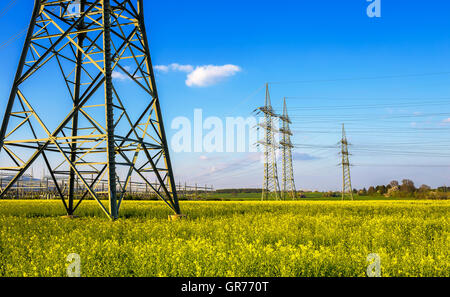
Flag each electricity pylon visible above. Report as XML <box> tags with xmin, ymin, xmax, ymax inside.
<box><xmin>257</xmin><ymin>84</ymin><xmax>280</xmax><ymax>200</ymax></box>
<box><xmin>279</xmin><ymin>98</ymin><xmax>296</xmax><ymax>200</ymax></box>
<box><xmin>0</xmin><ymin>0</ymin><xmax>181</xmax><ymax>220</ymax></box>
<box><xmin>340</xmin><ymin>124</ymin><xmax>354</xmax><ymax>200</ymax></box>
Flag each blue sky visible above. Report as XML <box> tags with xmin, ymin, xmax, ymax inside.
<box><xmin>1</xmin><ymin>0</ymin><xmax>450</xmax><ymax>190</ymax></box>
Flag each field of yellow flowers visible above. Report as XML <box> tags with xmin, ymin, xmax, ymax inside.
<box><xmin>0</xmin><ymin>200</ymin><xmax>448</xmax><ymax>277</ymax></box>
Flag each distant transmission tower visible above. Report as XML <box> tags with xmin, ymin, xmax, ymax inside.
<box><xmin>0</xmin><ymin>0</ymin><xmax>182</xmax><ymax>220</ymax></box>
<box><xmin>257</xmin><ymin>84</ymin><xmax>281</xmax><ymax>200</ymax></box>
<box><xmin>279</xmin><ymin>98</ymin><xmax>296</xmax><ymax>200</ymax></box>
<box><xmin>340</xmin><ymin>124</ymin><xmax>354</xmax><ymax>200</ymax></box>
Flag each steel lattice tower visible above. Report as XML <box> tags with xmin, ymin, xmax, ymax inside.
<box><xmin>257</xmin><ymin>84</ymin><xmax>280</xmax><ymax>200</ymax></box>
<box><xmin>279</xmin><ymin>98</ymin><xmax>296</xmax><ymax>200</ymax></box>
<box><xmin>340</xmin><ymin>124</ymin><xmax>354</xmax><ymax>200</ymax></box>
<box><xmin>0</xmin><ymin>0</ymin><xmax>181</xmax><ymax>220</ymax></box>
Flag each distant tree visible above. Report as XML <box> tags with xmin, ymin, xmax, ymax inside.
<box><xmin>387</xmin><ymin>185</ymin><xmax>400</xmax><ymax>197</ymax></box>
<box><xmin>216</xmin><ymin>188</ymin><xmax>262</xmax><ymax>194</ymax></box>
<box><xmin>437</xmin><ymin>186</ymin><xmax>449</xmax><ymax>193</ymax></box>
<box><xmin>389</xmin><ymin>180</ymin><xmax>399</xmax><ymax>188</ymax></box>
<box><xmin>418</xmin><ymin>184</ymin><xmax>431</xmax><ymax>192</ymax></box>
<box><xmin>368</xmin><ymin>186</ymin><xmax>376</xmax><ymax>195</ymax></box>
<box><xmin>400</xmin><ymin>179</ymin><xmax>416</xmax><ymax>193</ymax></box>
<box><xmin>376</xmin><ymin>185</ymin><xmax>387</xmax><ymax>195</ymax></box>
<box><xmin>323</xmin><ymin>191</ymin><xmax>338</xmax><ymax>198</ymax></box>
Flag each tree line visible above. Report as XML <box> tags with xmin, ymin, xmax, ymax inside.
<box><xmin>353</xmin><ymin>179</ymin><xmax>449</xmax><ymax>199</ymax></box>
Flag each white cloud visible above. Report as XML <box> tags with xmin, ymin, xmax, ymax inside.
<box><xmin>111</xmin><ymin>71</ymin><xmax>129</xmax><ymax>81</ymax></box>
<box><xmin>155</xmin><ymin>63</ymin><xmax>194</xmax><ymax>73</ymax></box>
<box><xmin>442</xmin><ymin>118</ymin><xmax>450</xmax><ymax>123</ymax></box>
<box><xmin>155</xmin><ymin>63</ymin><xmax>241</xmax><ymax>87</ymax></box>
<box><xmin>186</xmin><ymin>65</ymin><xmax>241</xmax><ymax>87</ymax></box>
<box><xmin>171</xmin><ymin>63</ymin><xmax>194</xmax><ymax>73</ymax></box>
<box><xmin>154</xmin><ymin>65</ymin><xmax>169</xmax><ymax>72</ymax></box>
<box><xmin>292</xmin><ymin>152</ymin><xmax>320</xmax><ymax>161</ymax></box>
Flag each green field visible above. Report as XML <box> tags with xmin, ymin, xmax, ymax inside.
<box><xmin>0</xmin><ymin>200</ymin><xmax>448</xmax><ymax>277</ymax></box>
<box><xmin>204</xmin><ymin>192</ymin><xmax>407</xmax><ymax>201</ymax></box>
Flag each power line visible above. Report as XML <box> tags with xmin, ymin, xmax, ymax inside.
<box><xmin>285</xmin><ymin>96</ymin><xmax>450</xmax><ymax>101</ymax></box>
<box><xmin>355</xmin><ymin>164</ymin><xmax>450</xmax><ymax>168</ymax></box>
<box><xmin>0</xmin><ymin>26</ymin><xmax>27</xmax><ymax>52</ymax></box>
<box><xmin>0</xmin><ymin>0</ymin><xmax>18</xmax><ymax>20</ymax></box>
<box><xmin>291</xmin><ymin>112</ymin><xmax>450</xmax><ymax>119</ymax></box>
<box><xmin>350</xmin><ymin>149</ymin><xmax>450</xmax><ymax>157</ymax></box>
<box><xmin>228</xmin><ymin>84</ymin><xmax>266</xmax><ymax>116</ymax></box>
<box><xmin>0</xmin><ymin>4</ymin><xmax>61</xmax><ymax>52</ymax></box>
<box><xmin>268</xmin><ymin>71</ymin><xmax>450</xmax><ymax>85</ymax></box>
<box><xmin>288</xmin><ymin>101</ymin><xmax>450</xmax><ymax>111</ymax></box>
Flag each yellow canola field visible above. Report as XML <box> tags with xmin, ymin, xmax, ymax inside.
<box><xmin>0</xmin><ymin>200</ymin><xmax>448</xmax><ymax>277</ymax></box>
